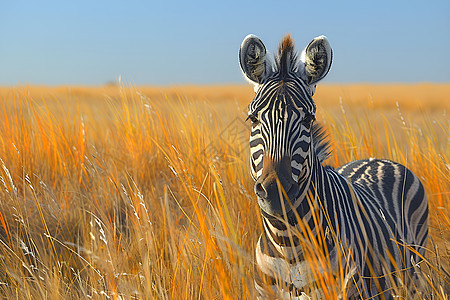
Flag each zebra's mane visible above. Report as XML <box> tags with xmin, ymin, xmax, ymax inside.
<box><xmin>312</xmin><ymin>122</ymin><xmax>332</xmax><ymax>163</ymax></box>
<box><xmin>275</xmin><ymin>34</ymin><xmax>298</xmax><ymax>80</ymax></box>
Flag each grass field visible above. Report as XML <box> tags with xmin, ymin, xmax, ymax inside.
<box><xmin>0</xmin><ymin>84</ymin><xmax>448</xmax><ymax>299</ymax></box>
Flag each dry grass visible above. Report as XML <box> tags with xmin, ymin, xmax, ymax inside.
<box><xmin>0</xmin><ymin>84</ymin><xmax>448</xmax><ymax>299</ymax></box>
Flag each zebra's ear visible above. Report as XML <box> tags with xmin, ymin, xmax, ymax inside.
<box><xmin>300</xmin><ymin>36</ymin><xmax>333</xmax><ymax>85</ymax></box>
<box><xmin>239</xmin><ymin>34</ymin><xmax>268</xmax><ymax>85</ymax></box>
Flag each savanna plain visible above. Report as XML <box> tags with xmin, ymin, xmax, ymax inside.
<box><xmin>0</xmin><ymin>84</ymin><xmax>448</xmax><ymax>299</ymax></box>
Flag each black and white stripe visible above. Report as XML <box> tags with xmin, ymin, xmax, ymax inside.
<box><xmin>239</xmin><ymin>34</ymin><xmax>428</xmax><ymax>299</ymax></box>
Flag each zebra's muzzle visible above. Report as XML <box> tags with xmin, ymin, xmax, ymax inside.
<box><xmin>255</xmin><ymin>156</ymin><xmax>299</xmax><ymax>217</ymax></box>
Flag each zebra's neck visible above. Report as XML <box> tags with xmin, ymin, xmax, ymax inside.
<box><xmin>261</xmin><ymin>154</ymin><xmax>344</xmax><ymax>261</ymax></box>
<box><xmin>256</xmin><ymin>155</ymin><xmax>345</xmax><ymax>293</ymax></box>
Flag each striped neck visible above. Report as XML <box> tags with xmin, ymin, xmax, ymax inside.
<box><xmin>261</xmin><ymin>154</ymin><xmax>337</xmax><ymax>260</ymax></box>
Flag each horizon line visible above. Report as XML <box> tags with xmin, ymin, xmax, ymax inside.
<box><xmin>1</xmin><ymin>81</ymin><xmax>450</xmax><ymax>88</ymax></box>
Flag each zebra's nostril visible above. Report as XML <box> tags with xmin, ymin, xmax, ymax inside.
<box><xmin>255</xmin><ymin>182</ymin><xmax>266</xmax><ymax>198</ymax></box>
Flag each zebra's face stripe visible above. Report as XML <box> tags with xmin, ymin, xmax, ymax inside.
<box><xmin>249</xmin><ymin>77</ymin><xmax>316</xmax><ymax>217</ymax></box>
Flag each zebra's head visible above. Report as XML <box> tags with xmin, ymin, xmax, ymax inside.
<box><xmin>239</xmin><ymin>34</ymin><xmax>332</xmax><ymax>218</ymax></box>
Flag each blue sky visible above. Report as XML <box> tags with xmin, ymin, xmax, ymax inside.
<box><xmin>1</xmin><ymin>0</ymin><xmax>449</xmax><ymax>85</ymax></box>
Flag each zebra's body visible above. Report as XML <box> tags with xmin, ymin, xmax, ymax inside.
<box><xmin>239</xmin><ymin>34</ymin><xmax>428</xmax><ymax>299</ymax></box>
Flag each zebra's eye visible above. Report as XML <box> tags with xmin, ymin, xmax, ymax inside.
<box><xmin>246</xmin><ymin>113</ymin><xmax>259</xmax><ymax>126</ymax></box>
<box><xmin>301</xmin><ymin>114</ymin><xmax>315</xmax><ymax>126</ymax></box>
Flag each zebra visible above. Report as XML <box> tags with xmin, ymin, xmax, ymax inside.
<box><xmin>239</xmin><ymin>34</ymin><xmax>428</xmax><ymax>299</ymax></box>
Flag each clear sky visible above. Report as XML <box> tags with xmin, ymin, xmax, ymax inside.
<box><xmin>1</xmin><ymin>0</ymin><xmax>449</xmax><ymax>85</ymax></box>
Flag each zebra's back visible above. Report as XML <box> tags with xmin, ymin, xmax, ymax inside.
<box><xmin>336</xmin><ymin>159</ymin><xmax>428</xmax><ymax>286</ymax></box>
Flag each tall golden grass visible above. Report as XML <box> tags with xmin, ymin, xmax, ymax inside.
<box><xmin>0</xmin><ymin>84</ymin><xmax>448</xmax><ymax>299</ymax></box>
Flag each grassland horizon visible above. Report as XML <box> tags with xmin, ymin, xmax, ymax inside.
<box><xmin>0</xmin><ymin>84</ymin><xmax>448</xmax><ymax>299</ymax></box>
